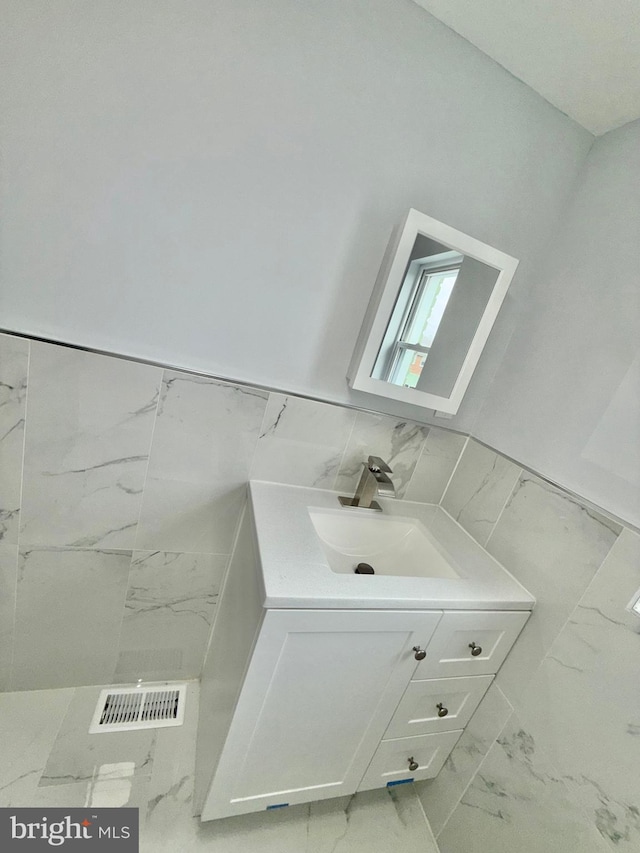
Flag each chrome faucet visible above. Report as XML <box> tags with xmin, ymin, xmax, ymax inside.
<box><xmin>339</xmin><ymin>456</ymin><xmax>396</xmax><ymax>511</ymax></box>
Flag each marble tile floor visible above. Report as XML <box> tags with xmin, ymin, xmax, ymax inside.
<box><xmin>0</xmin><ymin>681</ymin><xmax>441</xmax><ymax>853</ymax></box>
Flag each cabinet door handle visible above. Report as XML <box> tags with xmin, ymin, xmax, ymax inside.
<box><xmin>408</xmin><ymin>757</ymin><xmax>419</xmax><ymax>772</ymax></box>
<box><xmin>469</xmin><ymin>642</ymin><xmax>482</xmax><ymax>657</ymax></box>
<box><xmin>436</xmin><ymin>702</ymin><xmax>448</xmax><ymax>717</ymax></box>
<box><xmin>412</xmin><ymin>646</ymin><xmax>427</xmax><ymax>661</ymax></box>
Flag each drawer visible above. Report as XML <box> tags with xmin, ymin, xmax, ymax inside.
<box><xmin>385</xmin><ymin>674</ymin><xmax>493</xmax><ymax>738</ymax></box>
<box><xmin>357</xmin><ymin>731</ymin><xmax>462</xmax><ymax>791</ymax></box>
<box><xmin>414</xmin><ymin>610</ymin><xmax>529</xmax><ymax>678</ymax></box>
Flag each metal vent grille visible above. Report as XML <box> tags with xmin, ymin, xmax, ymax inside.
<box><xmin>140</xmin><ymin>689</ymin><xmax>181</xmax><ymax>722</ymax></box>
<box><xmin>89</xmin><ymin>683</ymin><xmax>187</xmax><ymax>733</ymax></box>
<box><xmin>100</xmin><ymin>692</ymin><xmax>144</xmax><ymax>725</ymax></box>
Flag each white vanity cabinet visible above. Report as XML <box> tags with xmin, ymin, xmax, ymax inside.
<box><xmin>201</xmin><ymin>608</ymin><xmax>442</xmax><ymax>820</ymax></box>
<box><xmin>200</xmin><ymin>605</ymin><xmax>529</xmax><ymax>821</ymax></box>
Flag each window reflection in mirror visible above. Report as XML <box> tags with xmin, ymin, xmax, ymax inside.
<box><xmin>372</xmin><ymin>234</ymin><xmax>463</xmax><ymax>389</ymax></box>
<box><xmin>371</xmin><ymin>233</ymin><xmax>501</xmax><ymax>399</ymax></box>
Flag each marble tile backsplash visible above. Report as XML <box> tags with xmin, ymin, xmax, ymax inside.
<box><xmin>250</xmin><ymin>392</ymin><xmax>357</xmax><ymax>489</ymax></box>
<box><xmin>334</xmin><ymin>410</ymin><xmax>430</xmax><ymax>498</ymax></box>
<box><xmin>404</xmin><ymin>429</ymin><xmax>468</xmax><ymax>504</ymax></box>
<box><xmin>0</xmin><ymin>333</ymin><xmax>449</xmax><ymax>691</ymax></box>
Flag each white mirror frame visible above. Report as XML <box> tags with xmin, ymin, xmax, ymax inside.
<box><xmin>347</xmin><ymin>209</ymin><xmax>519</xmax><ymax>415</ymax></box>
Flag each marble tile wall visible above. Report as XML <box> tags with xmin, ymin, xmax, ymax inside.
<box><xmin>115</xmin><ymin>551</ymin><xmax>228</xmax><ymax>683</ymax></box>
<box><xmin>12</xmin><ymin>548</ymin><xmax>133</xmax><ymax>691</ymax></box>
<box><xmin>0</xmin><ymin>333</ymin><xmax>462</xmax><ymax>692</ymax></box>
<box><xmin>2</xmin><ymin>332</ymin><xmax>638</xmax><ymax>851</ymax></box>
<box><xmin>135</xmin><ymin>371</ymin><xmax>269</xmax><ymax>553</ymax></box>
<box><xmin>437</xmin><ymin>715</ymin><xmax>613</xmax><ymax>853</ymax></box>
<box><xmin>19</xmin><ymin>343</ymin><xmax>162</xmax><ymax>549</ymax></box>
<box><xmin>418</xmin><ymin>437</ymin><xmax>640</xmax><ymax>853</ymax></box>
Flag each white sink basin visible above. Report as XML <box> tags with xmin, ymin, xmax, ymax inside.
<box><xmin>248</xmin><ymin>480</ymin><xmax>536</xmax><ymax>611</ymax></box>
<box><xmin>308</xmin><ymin>508</ymin><xmax>461</xmax><ymax>579</ymax></box>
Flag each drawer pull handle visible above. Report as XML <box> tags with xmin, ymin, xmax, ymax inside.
<box><xmin>436</xmin><ymin>703</ymin><xmax>449</xmax><ymax>717</ymax></box>
<box><xmin>408</xmin><ymin>757</ymin><xmax>419</xmax><ymax>772</ymax></box>
<box><xmin>412</xmin><ymin>646</ymin><xmax>427</xmax><ymax>661</ymax></box>
<box><xmin>469</xmin><ymin>642</ymin><xmax>482</xmax><ymax>657</ymax></box>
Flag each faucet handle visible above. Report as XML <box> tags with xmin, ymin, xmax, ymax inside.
<box><xmin>367</xmin><ymin>455</ymin><xmax>392</xmax><ymax>473</ymax></box>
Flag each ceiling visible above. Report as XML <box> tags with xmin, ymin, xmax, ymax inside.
<box><xmin>412</xmin><ymin>0</ymin><xmax>640</xmax><ymax>135</ymax></box>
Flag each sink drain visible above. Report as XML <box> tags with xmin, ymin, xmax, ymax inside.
<box><xmin>354</xmin><ymin>563</ymin><xmax>375</xmax><ymax>574</ymax></box>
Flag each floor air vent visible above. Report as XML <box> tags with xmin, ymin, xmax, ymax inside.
<box><xmin>89</xmin><ymin>683</ymin><xmax>187</xmax><ymax>733</ymax></box>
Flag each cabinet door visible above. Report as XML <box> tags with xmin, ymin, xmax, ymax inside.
<box><xmin>201</xmin><ymin>608</ymin><xmax>441</xmax><ymax>820</ymax></box>
<box><xmin>414</xmin><ymin>610</ymin><xmax>529</xmax><ymax>678</ymax></box>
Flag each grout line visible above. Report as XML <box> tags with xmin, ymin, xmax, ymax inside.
<box><xmin>436</xmin><ymin>704</ymin><xmax>515</xmax><ymax>841</ymax></box>
<box><xmin>484</xmin><ymin>465</ymin><xmax>524</xmax><ymax>550</ymax></box>
<box><xmin>402</xmin><ymin>424</ymin><xmax>431</xmax><ymax>499</ymax></box>
<box><xmin>131</xmin><ymin>368</ymin><xmax>165</xmax><ymax>554</ymax></box>
<box><xmin>8</xmin><ymin>339</ymin><xmax>31</xmax><ymax>691</ymax></box>
<box><xmin>15</xmin><ymin>544</ymin><xmax>234</xmax><ymax>558</ymax></box>
<box><xmin>498</xmin><ymin>667</ymin><xmax>614</xmax><ymax>852</ymax></box>
<box><xmin>471</xmin><ymin>434</ymin><xmax>638</xmax><ymax>536</ymax></box>
<box><xmin>112</xmin><ymin>368</ymin><xmax>165</xmax><ymax>685</ymax></box>
<box><xmin>253</xmin><ymin>388</ymin><xmax>276</xmax><ymax>444</ymax></box>
<box><xmin>199</xmin><ymin>496</ymin><xmax>250</xmax><ymax>669</ymax></box>
<box><xmin>110</xmin><ymin>550</ymin><xmax>139</xmax><ymax>685</ymax></box>
<box><xmin>488</xmin><ymin>531</ymin><xmax>624</xmax><ymax>733</ymax></box>
<box><xmin>15</xmin><ymin>340</ymin><xmax>30</xmax><ymax>546</ymax></box>
<box><xmin>494</xmin><ymin>495</ymin><xmax>626</xmax><ymax>722</ymax></box>
<box><xmin>330</xmin><ymin>408</ymin><xmax>359</xmax><ymax>491</ymax></box>
<box><xmin>247</xmin><ymin>391</ymin><xmax>272</xmax><ymax>480</ymax></box>
<box><xmin>514</xmin><ymin>526</ymin><xmax>624</xmax><ymax>708</ymax></box>
<box><xmin>574</xmin><ymin>527</ymin><xmax>624</xmax><ymax>608</ymax></box>
<box><xmin>29</xmin><ymin>685</ymin><xmax>77</xmax><ymax>789</ymax></box>
<box><xmin>4</xmin><ymin>542</ymin><xmax>19</xmax><ymax>692</ymax></box>
<box><xmin>124</xmin><ymin>548</ymin><xmax>233</xmax><ymax>558</ymax></box>
<box><xmin>414</xmin><ymin>782</ymin><xmax>442</xmax><ymax>853</ymax></box>
<box><xmin>438</xmin><ymin>435</ymin><xmax>470</xmax><ymax>506</ymax></box>
<box><xmin>494</xmin><ymin>682</ymin><xmax>515</xmax><ymax>714</ymax></box>
<box><xmin>403</xmin><ymin>442</ymin><xmax>425</xmax><ymax>498</ymax></box>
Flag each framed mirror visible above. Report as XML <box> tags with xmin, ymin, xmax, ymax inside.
<box><xmin>347</xmin><ymin>209</ymin><xmax>519</xmax><ymax>415</ymax></box>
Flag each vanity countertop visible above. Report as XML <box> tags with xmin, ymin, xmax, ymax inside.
<box><xmin>249</xmin><ymin>480</ymin><xmax>535</xmax><ymax>612</ymax></box>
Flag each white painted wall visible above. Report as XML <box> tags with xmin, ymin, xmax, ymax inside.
<box><xmin>0</xmin><ymin>0</ymin><xmax>591</xmax><ymax>430</ymax></box>
<box><xmin>473</xmin><ymin>119</ymin><xmax>640</xmax><ymax>528</ymax></box>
